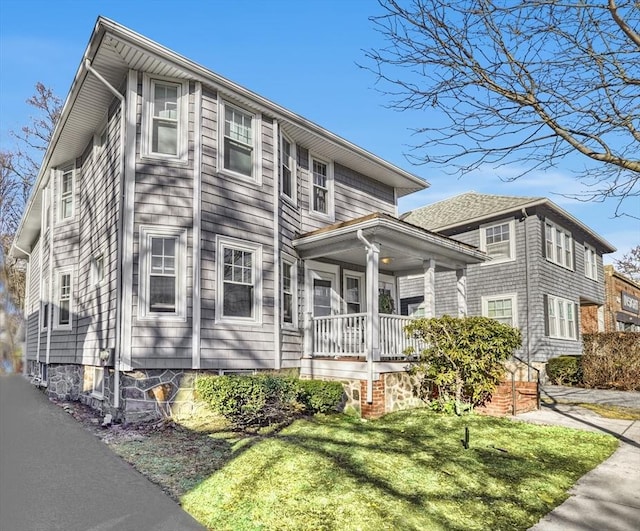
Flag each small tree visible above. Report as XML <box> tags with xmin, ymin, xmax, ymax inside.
<box><xmin>405</xmin><ymin>316</ymin><xmax>521</xmax><ymax>414</ymax></box>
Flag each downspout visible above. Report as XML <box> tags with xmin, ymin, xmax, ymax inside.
<box><xmin>84</xmin><ymin>59</ymin><xmax>125</xmax><ymax>409</ymax></box>
<box><xmin>273</xmin><ymin>120</ymin><xmax>281</xmax><ymax>370</ymax></box>
<box><xmin>521</xmin><ymin>207</ymin><xmax>531</xmax><ymax>381</ymax></box>
<box><xmin>357</xmin><ymin>229</ymin><xmax>379</xmax><ymax>404</ymax></box>
<box><xmin>45</xmin><ymin>182</ymin><xmax>53</xmax><ymax>369</ymax></box>
<box><xmin>12</xmin><ymin>243</ymin><xmax>31</xmax><ymax>376</ymax></box>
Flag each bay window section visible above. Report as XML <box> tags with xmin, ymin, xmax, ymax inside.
<box><xmin>216</xmin><ymin>236</ymin><xmax>262</xmax><ymax>323</ymax></box>
<box><xmin>545</xmin><ymin>220</ymin><xmax>574</xmax><ymax>269</ymax></box>
<box><xmin>584</xmin><ymin>245</ymin><xmax>597</xmax><ymax>280</ymax></box>
<box><xmin>138</xmin><ymin>226</ymin><xmax>187</xmax><ymax>321</ymax></box>
<box><xmin>546</xmin><ymin>295</ymin><xmax>577</xmax><ymax>340</ymax></box>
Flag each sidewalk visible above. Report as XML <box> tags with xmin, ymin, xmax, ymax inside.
<box><xmin>517</xmin><ymin>388</ymin><xmax>640</xmax><ymax>531</ymax></box>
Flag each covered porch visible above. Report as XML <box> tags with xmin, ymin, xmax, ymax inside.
<box><xmin>293</xmin><ymin>213</ymin><xmax>487</xmax><ymax>386</ymax></box>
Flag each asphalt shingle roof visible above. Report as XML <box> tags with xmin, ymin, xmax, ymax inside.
<box><xmin>402</xmin><ymin>191</ymin><xmax>545</xmax><ymax>230</ymax></box>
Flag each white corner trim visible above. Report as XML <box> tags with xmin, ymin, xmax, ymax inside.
<box><xmin>192</xmin><ymin>81</ymin><xmax>202</xmax><ymax>369</ymax></box>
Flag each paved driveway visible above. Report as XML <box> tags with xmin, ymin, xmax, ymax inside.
<box><xmin>0</xmin><ymin>375</ymin><xmax>205</xmax><ymax>531</ymax></box>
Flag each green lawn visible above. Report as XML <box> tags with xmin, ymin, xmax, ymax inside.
<box><xmin>110</xmin><ymin>410</ymin><xmax>617</xmax><ymax>531</ymax></box>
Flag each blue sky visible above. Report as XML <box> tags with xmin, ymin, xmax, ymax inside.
<box><xmin>1</xmin><ymin>0</ymin><xmax>638</xmax><ymax>261</ymax></box>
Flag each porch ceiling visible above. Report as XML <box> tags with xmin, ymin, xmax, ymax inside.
<box><xmin>293</xmin><ymin>213</ymin><xmax>488</xmax><ymax>273</ymax></box>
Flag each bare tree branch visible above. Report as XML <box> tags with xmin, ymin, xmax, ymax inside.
<box><xmin>363</xmin><ymin>0</ymin><xmax>640</xmax><ymax>216</ymax></box>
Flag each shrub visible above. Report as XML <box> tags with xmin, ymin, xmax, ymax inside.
<box><xmin>405</xmin><ymin>315</ymin><xmax>522</xmax><ymax>414</ymax></box>
<box><xmin>582</xmin><ymin>332</ymin><xmax>640</xmax><ymax>391</ymax></box>
<box><xmin>297</xmin><ymin>379</ymin><xmax>345</xmax><ymax>413</ymax></box>
<box><xmin>546</xmin><ymin>355</ymin><xmax>583</xmax><ymax>386</ymax></box>
<box><xmin>195</xmin><ymin>374</ymin><xmax>344</xmax><ymax>429</ymax></box>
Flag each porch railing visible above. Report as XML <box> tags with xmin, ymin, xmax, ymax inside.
<box><xmin>380</xmin><ymin>315</ymin><xmax>423</xmax><ymax>359</ymax></box>
<box><xmin>310</xmin><ymin>313</ymin><xmax>423</xmax><ymax>359</ymax></box>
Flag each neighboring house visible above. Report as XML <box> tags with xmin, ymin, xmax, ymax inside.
<box><xmin>10</xmin><ymin>18</ymin><xmax>488</xmax><ymax>421</ymax></box>
<box><xmin>401</xmin><ymin>192</ymin><xmax>616</xmax><ymax>375</ymax></box>
<box><xmin>599</xmin><ymin>265</ymin><xmax>640</xmax><ymax>332</ymax></box>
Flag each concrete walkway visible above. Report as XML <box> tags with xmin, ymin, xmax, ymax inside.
<box><xmin>0</xmin><ymin>375</ymin><xmax>205</xmax><ymax>531</ymax></box>
<box><xmin>518</xmin><ymin>386</ymin><xmax>640</xmax><ymax>531</ymax></box>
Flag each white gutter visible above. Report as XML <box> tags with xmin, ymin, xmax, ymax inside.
<box><xmin>357</xmin><ymin>229</ymin><xmax>379</xmax><ymax>404</ymax></box>
<box><xmin>84</xmin><ymin>59</ymin><xmax>124</xmax><ymax>410</ymax></box>
<box><xmin>192</xmin><ymin>82</ymin><xmax>202</xmax><ymax>370</ymax></box>
<box><xmin>521</xmin><ymin>207</ymin><xmax>532</xmax><ymax>381</ymax></box>
<box><xmin>45</xmin><ymin>181</ymin><xmax>53</xmax><ymax>369</ymax></box>
<box><xmin>273</xmin><ymin>120</ymin><xmax>281</xmax><ymax>370</ymax></box>
<box><xmin>12</xmin><ymin>243</ymin><xmax>31</xmax><ymax>376</ymax></box>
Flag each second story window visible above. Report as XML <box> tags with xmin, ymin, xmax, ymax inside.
<box><xmin>545</xmin><ymin>221</ymin><xmax>573</xmax><ymax>270</ymax></box>
<box><xmin>310</xmin><ymin>157</ymin><xmax>333</xmax><ymax>219</ymax></box>
<box><xmin>221</xmin><ymin>102</ymin><xmax>260</xmax><ymax>180</ymax></box>
<box><xmin>281</xmin><ymin>135</ymin><xmax>295</xmax><ymax>201</ymax></box>
<box><xmin>142</xmin><ymin>76</ymin><xmax>187</xmax><ymax>161</ymax></box>
<box><xmin>481</xmin><ymin>220</ymin><xmax>515</xmax><ymax>263</ymax></box>
<box><xmin>584</xmin><ymin>245</ymin><xmax>597</xmax><ymax>280</ymax></box>
<box><xmin>59</xmin><ymin>170</ymin><xmax>74</xmax><ymax>222</ymax></box>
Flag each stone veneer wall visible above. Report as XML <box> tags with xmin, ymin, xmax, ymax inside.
<box><xmin>47</xmin><ymin>364</ymin><xmax>83</xmax><ymax>401</ymax></box>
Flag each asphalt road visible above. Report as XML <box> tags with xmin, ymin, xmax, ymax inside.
<box><xmin>0</xmin><ymin>375</ymin><xmax>205</xmax><ymax>531</ymax></box>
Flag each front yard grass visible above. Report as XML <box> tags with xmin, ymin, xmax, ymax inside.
<box><xmin>107</xmin><ymin>409</ymin><xmax>617</xmax><ymax>531</ymax></box>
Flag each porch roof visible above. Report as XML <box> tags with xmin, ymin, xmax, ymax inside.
<box><xmin>293</xmin><ymin>213</ymin><xmax>487</xmax><ymax>273</ymax></box>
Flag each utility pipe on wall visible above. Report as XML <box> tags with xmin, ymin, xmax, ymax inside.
<box><xmin>84</xmin><ymin>59</ymin><xmax>125</xmax><ymax>409</ymax></box>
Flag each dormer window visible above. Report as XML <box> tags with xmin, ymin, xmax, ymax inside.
<box><xmin>142</xmin><ymin>75</ymin><xmax>188</xmax><ymax>161</ymax></box>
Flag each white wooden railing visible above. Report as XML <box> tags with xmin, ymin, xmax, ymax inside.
<box><xmin>312</xmin><ymin>313</ymin><xmax>367</xmax><ymax>357</ymax></box>
<box><xmin>310</xmin><ymin>313</ymin><xmax>423</xmax><ymax>359</ymax></box>
<box><xmin>380</xmin><ymin>314</ymin><xmax>423</xmax><ymax>359</ymax></box>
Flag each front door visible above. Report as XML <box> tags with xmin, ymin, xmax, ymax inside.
<box><xmin>306</xmin><ymin>261</ymin><xmax>340</xmax><ymax>317</ymax></box>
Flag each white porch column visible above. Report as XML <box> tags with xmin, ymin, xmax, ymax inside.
<box><xmin>423</xmin><ymin>259</ymin><xmax>436</xmax><ymax>318</ymax></box>
<box><xmin>456</xmin><ymin>266</ymin><xmax>468</xmax><ymax>317</ymax></box>
<box><xmin>366</xmin><ymin>246</ymin><xmax>380</xmax><ymax>362</ymax></box>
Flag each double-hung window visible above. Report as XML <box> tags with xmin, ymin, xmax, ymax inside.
<box><xmin>584</xmin><ymin>245</ymin><xmax>597</xmax><ymax>280</ymax></box>
<box><xmin>220</xmin><ymin>101</ymin><xmax>260</xmax><ymax>181</ymax></box>
<box><xmin>280</xmin><ymin>134</ymin><xmax>295</xmax><ymax>201</ymax></box>
<box><xmin>482</xmin><ymin>294</ymin><xmax>517</xmax><ymax>327</ymax></box>
<box><xmin>41</xmin><ymin>279</ymin><xmax>49</xmax><ymax>331</ymax></box>
<box><xmin>481</xmin><ymin>220</ymin><xmax>515</xmax><ymax>263</ymax></box>
<box><xmin>545</xmin><ymin>221</ymin><xmax>573</xmax><ymax>269</ymax></box>
<box><xmin>310</xmin><ymin>157</ymin><xmax>333</xmax><ymax>218</ymax></box>
<box><xmin>216</xmin><ymin>236</ymin><xmax>262</xmax><ymax>323</ymax></box>
<box><xmin>138</xmin><ymin>226</ymin><xmax>187</xmax><ymax>321</ymax></box>
<box><xmin>92</xmin><ymin>254</ymin><xmax>105</xmax><ymax>287</ymax></box>
<box><xmin>54</xmin><ymin>269</ymin><xmax>73</xmax><ymax>330</ymax></box>
<box><xmin>546</xmin><ymin>295</ymin><xmax>577</xmax><ymax>340</ymax></box>
<box><xmin>142</xmin><ymin>76</ymin><xmax>187</xmax><ymax>160</ymax></box>
<box><xmin>282</xmin><ymin>259</ymin><xmax>297</xmax><ymax>326</ymax></box>
<box><xmin>344</xmin><ymin>272</ymin><xmax>365</xmax><ymax>314</ymax></box>
<box><xmin>59</xmin><ymin>170</ymin><xmax>74</xmax><ymax>222</ymax></box>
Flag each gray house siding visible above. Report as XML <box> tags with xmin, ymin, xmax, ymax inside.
<box><xmin>25</xmin><ymin>239</ymin><xmax>41</xmax><ymax>361</ymax></box>
<box><xmin>199</xmin><ymin>88</ymin><xmax>277</xmax><ymax>370</ymax></box>
<box><xmin>47</xmin><ymin>157</ymin><xmax>82</xmax><ymax>365</ymax></box>
<box><xmin>400</xmin><ymin>206</ymin><xmax>608</xmax><ymax>365</ymax></box>
<box><xmin>130</xmin><ymin>77</ymin><xmax>195</xmax><ymax>369</ymax></box>
<box><xmin>75</xmin><ymin>104</ymin><xmax>122</xmax><ymax>366</ymax></box>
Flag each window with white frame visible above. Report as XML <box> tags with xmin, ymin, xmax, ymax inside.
<box><xmin>280</xmin><ymin>134</ymin><xmax>295</xmax><ymax>201</ymax></box>
<box><xmin>41</xmin><ymin>278</ymin><xmax>49</xmax><ymax>331</ymax></box>
<box><xmin>310</xmin><ymin>157</ymin><xmax>332</xmax><ymax>217</ymax></box>
<box><xmin>217</xmin><ymin>237</ymin><xmax>262</xmax><ymax>323</ymax></box>
<box><xmin>482</xmin><ymin>294</ymin><xmax>517</xmax><ymax>327</ymax></box>
<box><xmin>142</xmin><ymin>76</ymin><xmax>187</xmax><ymax>160</ymax></box>
<box><xmin>54</xmin><ymin>270</ymin><xmax>72</xmax><ymax>330</ymax></box>
<box><xmin>546</xmin><ymin>295</ymin><xmax>577</xmax><ymax>340</ymax></box>
<box><xmin>59</xmin><ymin>170</ymin><xmax>74</xmax><ymax>222</ymax></box>
<box><xmin>221</xmin><ymin>102</ymin><xmax>258</xmax><ymax>179</ymax></box>
<box><xmin>42</xmin><ymin>187</ymin><xmax>51</xmax><ymax>233</ymax></box>
<box><xmin>92</xmin><ymin>367</ymin><xmax>104</xmax><ymax>398</ymax></box>
<box><xmin>584</xmin><ymin>245</ymin><xmax>597</xmax><ymax>280</ymax></box>
<box><xmin>92</xmin><ymin>254</ymin><xmax>105</xmax><ymax>287</ymax></box>
<box><xmin>481</xmin><ymin>220</ymin><xmax>515</xmax><ymax>262</ymax></box>
<box><xmin>138</xmin><ymin>226</ymin><xmax>187</xmax><ymax>320</ymax></box>
<box><xmin>545</xmin><ymin>221</ymin><xmax>573</xmax><ymax>269</ymax></box>
<box><xmin>282</xmin><ymin>259</ymin><xmax>296</xmax><ymax>326</ymax></box>
<box><xmin>344</xmin><ymin>272</ymin><xmax>364</xmax><ymax>314</ymax></box>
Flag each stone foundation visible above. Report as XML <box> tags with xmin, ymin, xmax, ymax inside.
<box><xmin>47</xmin><ymin>364</ymin><xmax>83</xmax><ymax>401</ymax></box>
